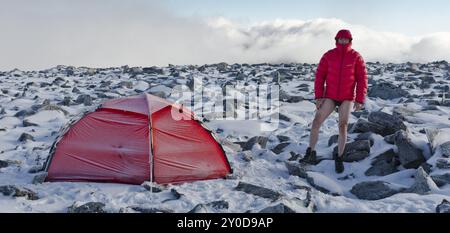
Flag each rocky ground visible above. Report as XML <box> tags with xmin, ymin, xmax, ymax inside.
<box><xmin>1</xmin><ymin>61</ymin><xmax>450</xmax><ymax>213</ymax></box>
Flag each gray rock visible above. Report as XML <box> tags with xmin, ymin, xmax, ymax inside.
<box><xmin>240</xmin><ymin>136</ymin><xmax>268</xmax><ymax>151</ymax></box>
<box><xmin>239</xmin><ymin>151</ymin><xmax>253</xmax><ymax>162</ymax></box>
<box><xmin>305</xmin><ymin>175</ymin><xmax>340</xmax><ymax>196</ymax></box>
<box><xmin>368</xmin><ymin>111</ymin><xmax>407</xmax><ymax>136</ymax></box>
<box><xmin>188</xmin><ymin>200</ymin><xmax>229</xmax><ymax>213</ymax></box>
<box><xmin>259</xmin><ymin>203</ymin><xmax>296</xmax><ymax>213</ymax></box>
<box><xmin>14</xmin><ymin>109</ymin><xmax>36</xmax><ymax>118</ymax></box>
<box><xmin>285</xmin><ymin>162</ymin><xmax>308</xmax><ymax>179</ymax></box>
<box><xmin>75</xmin><ymin>94</ymin><xmax>93</xmax><ymax>106</ymax></box>
<box><xmin>162</xmin><ymin>188</ymin><xmax>183</xmax><ymax>203</ymax></box>
<box><xmin>72</xmin><ymin>87</ymin><xmax>80</xmax><ymax>93</ymax></box>
<box><xmin>143</xmin><ymin>67</ymin><xmax>163</xmax><ymax>74</ymax></box>
<box><xmin>32</xmin><ymin>172</ymin><xmax>48</xmax><ymax>184</ymax></box>
<box><xmin>368</xmin><ymin>82</ymin><xmax>409</xmax><ymax>100</ymax></box>
<box><xmin>420</xmin><ymin>162</ymin><xmax>433</xmax><ymax>174</ymax></box>
<box><xmin>355</xmin><ymin>132</ymin><xmax>375</xmax><ymax>147</ymax></box>
<box><xmin>148</xmin><ymin>91</ymin><xmax>166</xmax><ymax>99</ymax></box>
<box><xmin>279</xmin><ymin>90</ymin><xmax>304</xmax><ymax>103</ymax></box>
<box><xmin>68</xmin><ymin>202</ymin><xmax>106</xmax><ymax>213</ymax></box>
<box><xmin>279</xmin><ymin>113</ymin><xmax>291</xmax><ymax>122</ymax></box>
<box><xmin>60</xmin><ymin>96</ymin><xmax>72</xmax><ymax>106</ymax></box>
<box><xmin>188</xmin><ymin>204</ymin><xmax>209</xmax><ymax>213</ymax></box>
<box><xmin>39</xmin><ymin>104</ymin><xmax>69</xmax><ymax>115</ymax></box>
<box><xmin>0</xmin><ymin>185</ymin><xmax>39</xmax><ymax>200</ymax></box>
<box><xmin>328</xmin><ymin>135</ymin><xmax>339</xmax><ymax>147</ymax></box>
<box><xmin>404</xmin><ymin>167</ymin><xmax>438</xmax><ymax>195</ymax></box>
<box><xmin>18</xmin><ymin>133</ymin><xmax>34</xmax><ymax>142</ymax></box>
<box><xmin>216</xmin><ymin>62</ymin><xmax>229</xmax><ymax>72</ymax></box>
<box><xmin>276</xmin><ymin>135</ymin><xmax>290</xmax><ymax>143</ymax></box>
<box><xmin>333</xmin><ymin>140</ymin><xmax>371</xmax><ymax>162</ymax></box>
<box><xmin>207</xmin><ymin>200</ymin><xmax>229</xmax><ymax>210</ymax></box>
<box><xmin>287</xmin><ymin>151</ymin><xmax>300</xmax><ymax>161</ymax></box>
<box><xmin>118</xmin><ymin>81</ymin><xmax>133</xmax><ymax>89</ymax></box>
<box><xmin>0</xmin><ymin>160</ymin><xmax>8</xmax><ymax>168</ymax></box>
<box><xmin>28</xmin><ymin>165</ymin><xmax>44</xmax><ymax>174</ymax></box>
<box><xmin>436</xmin><ymin>159</ymin><xmax>450</xmax><ymax>169</ymax></box>
<box><xmin>384</xmin><ymin>133</ymin><xmax>396</xmax><ymax>144</ymax></box>
<box><xmin>350</xmin><ymin>181</ymin><xmax>402</xmax><ymax>200</ymax></box>
<box><xmin>131</xmin><ymin>207</ymin><xmax>172</xmax><ymax>213</ymax></box>
<box><xmin>440</xmin><ymin>141</ymin><xmax>450</xmax><ymax>157</ymax></box>
<box><xmin>235</xmin><ymin>182</ymin><xmax>282</xmax><ymax>201</ymax></box>
<box><xmin>141</xmin><ymin>182</ymin><xmax>163</xmax><ymax>193</ymax></box>
<box><xmin>365</xmin><ymin>149</ymin><xmax>399</xmax><ymax>176</ymax></box>
<box><xmin>271</xmin><ymin>142</ymin><xmax>291</xmax><ymax>154</ymax></box>
<box><xmin>431</xmin><ymin>173</ymin><xmax>450</xmax><ymax>187</ymax></box>
<box><xmin>350</xmin><ymin>119</ymin><xmax>385</xmax><ymax>136</ymax></box>
<box><xmin>436</xmin><ymin>199</ymin><xmax>450</xmax><ymax>213</ymax></box>
<box><xmin>394</xmin><ymin>130</ymin><xmax>426</xmax><ymax>169</ymax></box>
<box><xmin>23</xmin><ymin>119</ymin><xmax>39</xmax><ymax>127</ymax></box>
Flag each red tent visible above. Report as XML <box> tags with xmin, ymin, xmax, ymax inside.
<box><xmin>44</xmin><ymin>94</ymin><xmax>232</xmax><ymax>185</ymax></box>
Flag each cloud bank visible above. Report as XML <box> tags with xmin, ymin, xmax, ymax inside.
<box><xmin>0</xmin><ymin>1</ymin><xmax>449</xmax><ymax>70</ymax></box>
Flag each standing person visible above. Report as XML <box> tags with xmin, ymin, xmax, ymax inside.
<box><xmin>300</xmin><ymin>29</ymin><xmax>368</xmax><ymax>174</ymax></box>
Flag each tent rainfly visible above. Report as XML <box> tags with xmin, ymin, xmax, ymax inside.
<box><xmin>44</xmin><ymin>93</ymin><xmax>232</xmax><ymax>184</ymax></box>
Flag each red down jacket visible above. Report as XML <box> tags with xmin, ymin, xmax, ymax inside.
<box><xmin>314</xmin><ymin>29</ymin><xmax>368</xmax><ymax>104</ymax></box>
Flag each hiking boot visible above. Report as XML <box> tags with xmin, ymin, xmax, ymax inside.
<box><xmin>335</xmin><ymin>155</ymin><xmax>344</xmax><ymax>174</ymax></box>
<box><xmin>299</xmin><ymin>147</ymin><xmax>317</xmax><ymax>165</ymax></box>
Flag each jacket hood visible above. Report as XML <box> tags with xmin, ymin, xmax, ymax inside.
<box><xmin>335</xmin><ymin>29</ymin><xmax>353</xmax><ymax>40</ymax></box>
<box><xmin>335</xmin><ymin>29</ymin><xmax>353</xmax><ymax>52</ymax></box>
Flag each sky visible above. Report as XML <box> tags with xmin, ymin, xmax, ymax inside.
<box><xmin>165</xmin><ymin>0</ymin><xmax>450</xmax><ymax>36</ymax></box>
<box><xmin>0</xmin><ymin>0</ymin><xmax>449</xmax><ymax>70</ymax></box>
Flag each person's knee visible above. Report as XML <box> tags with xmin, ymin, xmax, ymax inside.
<box><xmin>339</xmin><ymin>120</ymin><xmax>348</xmax><ymax>132</ymax></box>
<box><xmin>312</xmin><ymin>114</ymin><xmax>324</xmax><ymax>129</ymax></box>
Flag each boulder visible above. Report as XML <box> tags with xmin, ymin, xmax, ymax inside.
<box><xmin>285</xmin><ymin>162</ymin><xmax>308</xmax><ymax>179</ymax></box>
<box><xmin>384</xmin><ymin>133</ymin><xmax>396</xmax><ymax>144</ymax></box>
<box><xmin>75</xmin><ymin>94</ymin><xmax>93</xmax><ymax>106</ymax></box>
<box><xmin>350</xmin><ymin>119</ymin><xmax>385</xmax><ymax>136</ymax></box>
<box><xmin>355</xmin><ymin>132</ymin><xmax>375</xmax><ymax>147</ymax></box>
<box><xmin>440</xmin><ymin>141</ymin><xmax>450</xmax><ymax>157</ymax></box>
<box><xmin>68</xmin><ymin>202</ymin><xmax>106</xmax><ymax>213</ymax></box>
<box><xmin>23</xmin><ymin>119</ymin><xmax>39</xmax><ymax>127</ymax></box>
<box><xmin>235</xmin><ymin>182</ymin><xmax>282</xmax><ymax>201</ymax></box>
<box><xmin>368</xmin><ymin>82</ymin><xmax>409</xmax><ymax>100</ymax></box>
<box><xmin>365</xmin><ymin>149</ymin><xmax>399</xmax><ymax>176</ymax></box>
<box><xmin>436</xmin><ymin>159</ymin><xmax>450</xmax><ymax>169</ymax></box>
<box><xmin>367</xmin><ymin>111</ymin><xmax>407</xmax><ymax>136</ymax></box>
<box><xmin>333</xmin><ymin>140</ymin><xmax>371</xmax><ymax>162</ymax></box>
<box><xmin>131</xmin><ymin>207</ymin><xmax>172</xmax><ymax>213</ymax></box>
<box><xmin>350</xmin><ymin>181</ymin><xmax>403</xmax><ymax>200</ymax></box>
<box><xmin>0</xmin><ymin>160</ymin><xmax>8</xmax><ymax>168</ymax></box>
<box><xmin>0</xmin><ymin>185</ymin><xmax>39</xmax><ymax>200</ymax></box>
<box><xmin>271</xmin><ymin>142</ymin><xmax>291</xmax><ymax>154</ymax></box>
<box><xmin>394</xmin><ymin>130</ymin><xmax>426</xmax><ymax>169</ymax></box>
<box><xmin>431</xmin><ymin>173</ymin><xmax>450</xmax><ymax>187</ymax></box>
<box><xmin>259</xmin><ymin>203</ymin><xmax>296</xmax><ymax>213</ymax></box>
<box><xmin>436</xmin><ymin>199</ymin><xmax>450</xmax><ymax>213</ymax></box>
<box><xmin>239</xmin><ymin>136</ymin><xmax>268</xmax><ymax>151</ymax></box>
<box><xmin>328</xmin><ymin>135</ymin><xmax>339</xmax><ymax>147</ymax></box>
<box><xmin>32</xmin><ymin>172</ymin><xmax>48</xmax><ymax>184</ymax></box>
<box><xmin>404</xmin><ymin>167</ymin><xmax>439</xmax><ymax>195</ymax></box>
<box><xmin>18</xmin><ymin>133</ymin><xmax>34</xmax><ymax>142</ymax></box>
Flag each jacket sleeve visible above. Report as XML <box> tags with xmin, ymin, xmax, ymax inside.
<box><xmin>355</xmin><ymin>55</ymin><xmax>368</xmax><ymax>104</ymax></box>
<box><xmin>314</xmin><ymin>54</ymin><xmax>328</xmax><ymax>99</ymax></box>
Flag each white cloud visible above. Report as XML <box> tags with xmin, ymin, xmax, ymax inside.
<box><xmin>0</xmin><ymin>1</ymin><xmax>449</xmax><ymax>70</ymax></box>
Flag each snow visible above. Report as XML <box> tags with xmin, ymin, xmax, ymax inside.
<box><xmin>1</xmin><ymin>62</ymin><xmax>450</xmax><ymax>212</ymax></box>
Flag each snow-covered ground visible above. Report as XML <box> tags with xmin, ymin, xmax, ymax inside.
<box><xmin>1</xmin><ymin>62</ymin><xmax>450</xmax><ymax>213</ymax></box>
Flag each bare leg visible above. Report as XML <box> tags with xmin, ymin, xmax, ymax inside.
<box><xmin>337</xmin><ymin>101</ymin><xmax>354</xmax><ymax>157</ymax></box>
<box><xmin>309</xmin><ymin>99</ymin><xmax>336</xmax><ymax>151</ymax></box>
